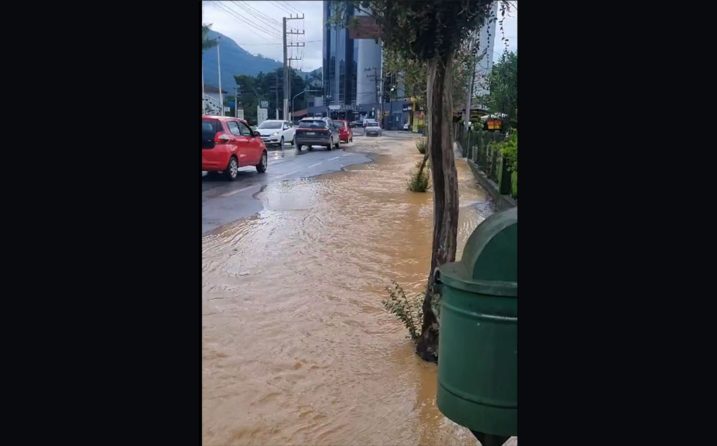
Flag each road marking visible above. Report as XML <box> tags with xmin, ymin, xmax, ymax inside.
<box><xmin>328</xmin><ymin>156</ymin><xmax>341</xmax><ymax>161</ymax></box>
<box><xmin>307</xmin><ymin>162</ymin><xmax>323</xmax><ymax>169</ymax></box>
<box><xmin>220</xmin><ymin>185</ymin><xmax>256</xmax><ymax>197</ymax></box>
<box><xmin>278</xmin><ymin>170</ymin><xmax>300</xmax><ymax>179</ymax></box>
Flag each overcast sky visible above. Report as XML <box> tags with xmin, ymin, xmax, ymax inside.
<box><xmin>202</xmin><ymin>1</ymin><xmax>517</xmax><ymax>71</ymax></box>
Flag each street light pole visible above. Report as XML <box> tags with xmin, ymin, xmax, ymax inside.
<box><xmin>292</xmin><ymin>89</ymin><xmax>320</xmax><ymax>121</ymax></box>
<box><xmin>235</xmin><ymin>86</ymin><xmax>239</xmax><ymax>118</ymax></box>
<box><xmin>216</xmin><ymin>36</ymin><xmax>223</xmax><ymax>115</ymax></box>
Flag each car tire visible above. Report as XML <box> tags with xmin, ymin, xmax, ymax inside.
<box><xmin>224</xmin><ymin>156</ymin><xmax>239</xmax><ymax>181</ymax></box>
<box><xmin>296</xmin><ymin>143</ymin><xmax>302</xmax><ymax>152</ymax></box>
<box><xmin>256</xmin><ymin>151</ymin><xmax>267</xmax><ymax>173</ymax></box>
<box><xmin>280</xmin><ymin>136</ymin><xmax>284</xmax><ymax>148</ymax></box>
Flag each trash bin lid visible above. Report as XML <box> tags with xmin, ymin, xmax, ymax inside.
<box><xmin>439</xmin><ymin>207</ymin><xmax>517</xmax><ymax>297</ymax></box>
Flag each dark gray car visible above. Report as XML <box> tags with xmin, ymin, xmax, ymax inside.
<box><xmin>294</xmin><ymin>118</ymin><xmax>340</xmax><ymax>151</ymax></box>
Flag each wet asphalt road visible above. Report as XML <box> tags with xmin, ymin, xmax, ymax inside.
<box><xmin>202</xmin><ymin>131</ymin><xmax>412</xmax><ymax>234</ymax></box>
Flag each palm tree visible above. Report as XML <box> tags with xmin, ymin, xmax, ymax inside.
<box><xmin>202</xmin><ymin>24</ymin><xmax>218</xmax><ymax>115</ymax></box>
<box><xmin>202</xmin><ymin>24</ymin><xmax>218</xmax><ymax>51</ymax></box>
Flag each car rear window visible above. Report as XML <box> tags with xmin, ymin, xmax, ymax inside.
<box><xmin>202</xmin><ymin>119</ymin><xmax>223</xmax><ymax>147</ymax></box>
<box><xmin>258</xmin><ymin>121</ymin><xmax>282</xmax><ymax>129</ymax></box>
<box><xmin>203</xmin><ymin>120</ymin><xmax>222</xmax><ymax>136</ymax></box>
<box><xmin>298</xmin><ymin>120</ymin><xmax>327</xmax><ymax>128</ymax></box>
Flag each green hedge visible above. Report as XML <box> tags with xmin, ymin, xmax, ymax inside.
<box><xmin>494</xmin><ymin>132</ymin><xmax>517</xmax><ymax>199</ymax></box>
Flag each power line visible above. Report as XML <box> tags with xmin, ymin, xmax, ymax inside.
<box><xmin>279</xmin><ymin>1</ymin><xmax>301</xmax><ymax>14</ymax></box>
<box><xmin>236</xmin><ymin>40</ymin><xmax>320</xmax><ymax>46</ymax></box>
<box><xmin>213</xmin><ymin>2</ymin><xmax>278</xmax><ymax>39</ymax></box>
<box><xmin>213</xmin><ymin>2</ymin><xmax>281</xmax><ymax>40</ymax></box>
<box><xmin>224</xmin><ymin>2</ymin><xmax>282</xmax><ymax>38</ymax></box>
<box><xmin>271</xmin><ymin>1</ymin><xmax>294</xmax><ymax>15</ymax></box>
<box><xmin>232</xmin><ymin>7</ymin><xmax>280</xmax><ymax>31</ymax></box>
<box><xmin>237</xmin><ymin>1</ymin><xmax>281</xmax><ymax>25</ymax></box>
<box><xmin>234</xmin><ymin>1</ymin><xmax>281</xmax><ymax>28</ymax></box>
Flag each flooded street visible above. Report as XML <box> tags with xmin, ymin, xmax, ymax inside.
<box><xmin>203</xmin><ymin>132</ymin><xmax>495</xmax><ymax>445</ymax></box>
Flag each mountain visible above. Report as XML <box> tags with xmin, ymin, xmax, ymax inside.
<box><xmin>304</xmin><ymin>67</ymin><xmax>322</xmax><ymax>80</ymax></box>
<box><xmin>202</xmin><ymin>30</ymin><xmax>316</xmax><ymax>92</ymax></box>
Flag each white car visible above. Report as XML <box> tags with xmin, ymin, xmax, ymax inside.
<box><xmin>256</xmin><ymin>120</ymin><xmax>296</xmax><ymax>147</ymax></box>
<box><xmin>365</xmin><ymin>123</ymin><xmax>382</xmax><ymax>136</ymax></box>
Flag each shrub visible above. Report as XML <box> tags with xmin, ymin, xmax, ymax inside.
<box><xmin>415</xmin><ymin>138</ymin><xmax>428</xmax><ymax>154</ymax></box>
<box><xmin>498</xmin><ymin>132</ymin><xmax>517</xmax><ymax>168</ymax></box>
<box><xmin>383</xmin><ymin>281</ymin><xmax>424</xmax><ymax>340</ymax></box>
<box><xmin>408</xmin><ymin>158</ymin><xmax>430</xmax><ymax>192</ymax></box>
<box><xmin>488</xmin><ymin>132</ymin><xmax>517</xmax><ymax>198</ymax></box>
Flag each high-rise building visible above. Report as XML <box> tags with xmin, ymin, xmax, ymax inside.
<box><xmin>316</xmin><ymin>1</ymin><xmax>409</xmax><ymax>128</ymax></box>
<box><xmin>473</xmin><ymin>1</ymin><xmax>499</xmax><ymax>100</ymax></box>
<box><xmin>355</xmin><ymin>9</ymin><xmax>382</xmax><ymax>109</ymax></box>
<box><xmin>322</xmin><ymin>1</ymin><xmax>358</xmax><ymax>119</ymax></box>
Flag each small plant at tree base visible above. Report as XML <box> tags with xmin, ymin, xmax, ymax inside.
<box><xmin>383</xmin><ymin>281</ymin><xmax>424</xmax><ymax>340</ymax></box>
<box><xmin>408</xmin><ymin>155</ymin><xmax>430</xmax><ymax>192</ymax></box>
<box><xmin>408</xmin><ymin>168</ymin><xmax>429</xmax><ymax>192</ymax></box>
<box><xmin>415</xmin><ymin>138</ymin><xmax>428</xmax><ymax>154</ymax></box>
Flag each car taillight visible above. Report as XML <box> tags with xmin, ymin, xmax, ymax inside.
<box><xmin>214</xmin><ymin>132</ymin><xmax>230</xmax><ymax>143</ymax></box>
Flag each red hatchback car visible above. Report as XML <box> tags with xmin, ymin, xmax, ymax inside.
<box><xmin>335</xmin><ymin>120</ymin><xmax>353</xmax><ymax>143</ymax></box>
<box><xmin>202</xmin><ymin>116</ymin><xmax>268</xmax><ymax>180</ymax></box>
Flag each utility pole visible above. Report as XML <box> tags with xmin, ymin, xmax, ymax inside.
<box><xmin>235</xmin><ymin>86</ymin><xmax>240</xmax><ymax>118</ymax></box>
<box><xmin>283</xmin><ymin>14</ymin><xmax>305</xmax><ymax>121</ymax></box>
<box><xmin>379</xmin><ymin>41</ymin><xmax>385</xmax><ymax>128</ymax></box>
<box><xmin>275</xmin><ymin>71</ymin><xmax>279</xmax><ymax>119</ymax></box>
<box><xmin>216</xmin><ymin>36</ymin><xmax>223</xmax><ymax>115</ymax></box>
<box><xmin>365</xmin><ymin>67</ymin><xmax>380</xmax><ymax>119</ymax></box>
<box><xmin>283</xmin><ymin>17</ymin><xmax>287</xmax><ymax>120</ymax></box>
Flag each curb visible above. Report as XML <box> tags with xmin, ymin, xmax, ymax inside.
<box><xmin>456</xmin><ymin>141</ymin><xmax>517</xmax><ymax>211</ymax></box>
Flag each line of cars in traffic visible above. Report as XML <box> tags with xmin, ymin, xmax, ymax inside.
<box><xmin>294</xmin><ymin>117</ymin><xmax>355</xmax><ymax>151</ymax></box>
<box><xmin>202</xmin><ymin>115</ymin><xmax>361</xmax><ymax>180</ymax></box>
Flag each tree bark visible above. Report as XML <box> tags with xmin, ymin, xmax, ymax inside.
<box><xmin>416</xmin><ymin>51</ymin><xmax>459</xmax><ymax>363</ymax></box>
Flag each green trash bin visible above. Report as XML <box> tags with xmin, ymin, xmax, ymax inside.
<box><xmin>436</xmin><ymin>207</ymin><xmax>517</xmax><ymax>438</ymax></box>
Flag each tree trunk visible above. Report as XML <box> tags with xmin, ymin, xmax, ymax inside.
<box><xmin>416</xmin><ymin>52</ymin><xmax>459</xmax><ymax>363</ymax></box>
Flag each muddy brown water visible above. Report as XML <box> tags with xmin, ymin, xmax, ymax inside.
<box><xmin>203</xmin><ymin>133</ymin><xmax>499</xmax><ymax>445</ymax></box>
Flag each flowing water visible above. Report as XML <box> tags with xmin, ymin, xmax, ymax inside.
<box><xmin>202</xmin><ymin>133</ymin><xmax>500</xmax><ymax>445</ymax></box>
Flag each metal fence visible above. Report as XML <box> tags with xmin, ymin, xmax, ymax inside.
<box><xmin>455</xmin><ymin>124</ymin><xmax>516</xmax><ymax>198</ymax></box>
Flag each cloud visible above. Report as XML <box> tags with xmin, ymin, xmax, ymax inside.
<box><xmin>202</xmin><ymin>1</ymin><xmax>517</xmax><ymax>70</ymax></box>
